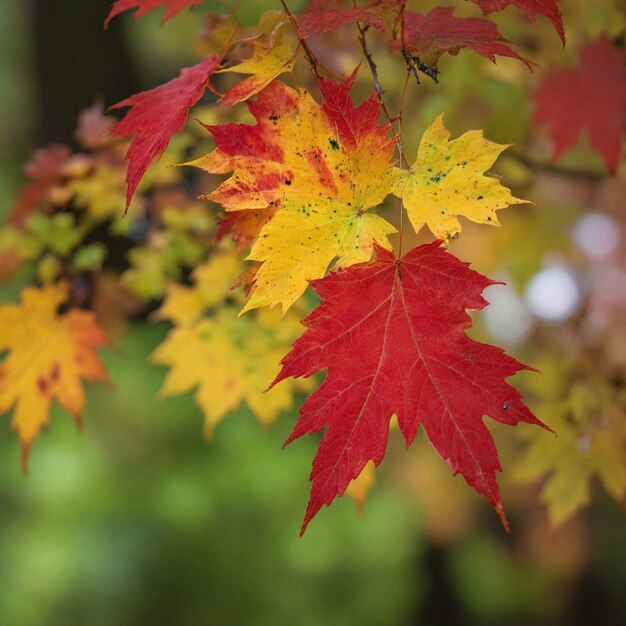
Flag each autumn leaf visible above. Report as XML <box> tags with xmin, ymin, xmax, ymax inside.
<box><xmin>9</xmin><ymin>144</ymin><xmax>71</xmax><ymax>227</ymax></box>
<box><xmin>105</xmin><ymin>0</ymin><xmax>202</xmax><ymax>27</ymax></box>
<box><xmin>0</xmin><ymin>283</ymin><xmax>110</xmax><ymax>468</ymax></box>
<box><xmin>319</xmin><ymin>69</ymin><xmax>382</xmax><ymax>151</ymax></box>
<box><xmin>110</xmin><ymin>55</ymin><xmax>220</xmax><ymax>210</ymax></box>
<box><xmin>392</xmin><ymin>113</ymin><xmax>528</xmax><ymax>241</ymax></box>
<box><xmin>399</xmin><ymin>7</ymin><xmax>534</xmax><ymax>69</ymax></box>
<box><xmin>69</xmin><ymin>165</ymin><xmax>134</xmax><ymax>222</ymax></box>
<box><xmin>216</xmin><ymin>206</ymin><xmax>279</xmax><ymax>250</ymax></box>
<box><xmin>198</xmin><ymin>13</ymin><xmax>240</xmax><ymax>57</ymax></box>
<box><xmin>533</xmin><ymin>36</ymin><xmax>626</xmax><ymax>173</ymax></box>
<box><xmin>273</xmin><ymin>242</ymin><xmax>546</xmax><ymax>534</ymax></box>
<box><xmin>514</xmin><ymin>360</ymin><xmax>626</xmax><ymax>526</ymax></box>
<box><xmin>191</xmin><ymin>78</ymin><xmax>396</xmax><ymax>314</ymax></box>
<box><xmin>75</xmin><ymin>101</ymin><xmax>117</xmax><ymax>150</ymax></box>
<box><xmin>297</xmin><ymin>0</ymin><xmax>402</xmax><ymax>38</ymax></box>
<box><xmin>152</xmin><ymin>252</ymin><xmax>309</xmax><ymax>435</ymax></box>
<box><xmin>122</xmin><ymin>225</ymin><xmax>205</xmax><ymax>301</ymax></box>
<box><xmin>219</xmin><ymin>11</ymin><xmax>295</xmax><ymax>105</ymax></box>
<box><xmin>155</xmin><ymin>249</ymin><xmax>242</xmax><ymax>324</ymax></box>
<box><xmin>469</xmin><ymin>0</ymin><xmax>565</xmax><ymax>45</ymax></box>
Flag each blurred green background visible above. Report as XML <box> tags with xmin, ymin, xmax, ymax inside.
<box><xmin>1</xmin><ymin>1</ymin><xmax>625</xmax><ymax>625</ymax></box>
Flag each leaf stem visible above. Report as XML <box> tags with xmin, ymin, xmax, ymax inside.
<box><xmin>354</xmin><ymin>12</ymin><xmax>412</xmax><ymax>255</ymax></box>
<box><xmin>355</xmin><ymin>21</ymin><xmax>409</xmax><ymax>167</ymax></box>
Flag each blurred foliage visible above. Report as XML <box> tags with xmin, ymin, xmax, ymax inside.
<box><xmin>0</xmin><ymin>0</ymin><xmax>625</xmax><ymax>624</ymax></box>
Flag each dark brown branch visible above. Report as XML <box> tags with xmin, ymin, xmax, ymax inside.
<box><xmin>357</xmin><ymin>24</ymin><xmax>384</xmax><ymax>96</ymax></box>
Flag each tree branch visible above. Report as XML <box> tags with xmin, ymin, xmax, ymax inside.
<box><xmin>507</xmin><ymin>150</ymin><xmax>607</xmax><ymax>181</ymax></box>
<box><xmin>280</xmin><ymin>0</ymin><xmax>323</xmax><ymax>86</ymax></box>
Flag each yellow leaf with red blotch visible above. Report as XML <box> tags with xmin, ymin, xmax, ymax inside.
<box><xmin>392</xmin><ymin>114</ymin><xmax>528</xmax><ymax>242</ymax></box>
<box><xmin>219</xmin><ymin>11</ymin><xmax>295</xmax><ymax>105</ymax></box>
<box><xmin>0</xmin><ymin>283</ymin><xmax>110</xmax><ymax>466</ymax></box>
<box><xmin>217</xmin><ymin>206</ymin><xmax>278</xmax><ymax>250</ymax></box>
<box><xmin>192</xmin><ymin>78</ymin><xmax>396</xmax><ymax>313</ymax></box>
<box><xmin>152</xmin><ymin>252</ymin><xmax>310</xmax><ymax>435</ymax></box>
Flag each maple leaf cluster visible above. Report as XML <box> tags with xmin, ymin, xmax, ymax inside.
<box><xmin>1</xmin><ymin>0</ymin><xmax>624</xmax><ymax>534</ymax></box>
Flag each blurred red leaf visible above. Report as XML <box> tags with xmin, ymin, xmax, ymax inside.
<box><xmin>533</xmin><ymin>37</ymin><xmax>626</xmax><ymax>173</ymax></box>
<box><xmin>470</xmin><ymin>0</ymin><xmax>565</xmax><ymax>44</ymax></box>
<box><xmin>75</xmin><ymin>101</ymin><xmax>116</xmax><ymax>150</ymax></box>
<box><xmin>9</xmin><ymin>144</ymin><xmax>71</xmax><ymax>226</ymax></box>
<box><xmin>399</xmin><ymin>6</ymin><xmax>534</xmax><ymax>69</ymax></box>
<box><xmin>105</xmin><ymin>0</ymin><xmax>202</xmax><ymax>27</ymax></box>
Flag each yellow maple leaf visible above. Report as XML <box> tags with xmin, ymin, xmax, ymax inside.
<box><xmin>154</xmin><ymin>250</ymin><xmax>242</xmax><ymax>325</ymax></box>
<box><xmin>192</xmin><ymin>81</ymin><xmax>396</xmax><ymax>314</ymax></box>
<box><xmin>196</xmin><ymin>13</ymin><xmax>239</xmax><ymax>58</ymax></box>
<box><xmin>0</xmin><ymin>283</ymin><xmax>110</xmax><ymax>467</ymax></box>
<box><xmin>219</xmin><ymin>11</ymin><xmax>296</xmax><ymax>105</ymax></box>
<box><xmin>69</xmin><ymin>165</ymin><xmax>129</xmax><ymax>222</ymax></box>
<box><xmin>152</xmin><ymin>251</ymin><xmax>310</xmax><ymax>435</ymax></box>
<box><xmin>392</xmin><ymin>113</ymin><xmax>528</xmax><ymax>242</ymax></box>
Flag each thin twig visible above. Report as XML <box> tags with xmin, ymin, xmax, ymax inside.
<box><xmin>355</xmin><ymin>21</ymin><xmax>410</xmax><ymax>167</ymax></box>
<box><xmin>355</xmin><ymin>31</ymin><xmax>409</xmax><ymax>253</ymax></box>
<box><xmin>280</xmin><ymin>0</ymin><xmax>323</xmax><ymax>87</ymax></box>
<box><xmin>357</xmin><ymin>24</ymin><xmax>384</xmax><ymax>97</ymax></box>
<box><xmin>397</xmin><ymin>71</ymin><xmax>411</xmax><ymax>256</ymax></box>
<box><xmin>354</xmin><ymin>5</ymin><xmax>414</xmax><ymax>252</ymax></box>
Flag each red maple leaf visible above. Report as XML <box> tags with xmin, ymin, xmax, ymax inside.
<box><xmin>110</xmin><ymin>55</ymin><xmax>219</xmax><ymax>210</ymax></box>
<box><xmin>305</xmin><ymin>0</ymin><xmax>343</xmax><ymax>9</ymax></box>
<box><xmin>105</xmin><ymin>0</ymin><xmax>202</xmax><ymax>27</ymax></box>
<box><xmin>320</xmin><ymin>69</ymin><xmax>383</xmax><ymax>150</ymax></box>
<box><xmin>273</xmin><ymin>242</ymin><xmax>546</xmax><ymax>534</ymax></box>
<box><xmin>298</xmin><ymin>0</ymin><xmax>402</xmax><ymax>38</ymax></box>
<box><xmin>470</xmin><ymin>0</ymin><xmax>564</xmax><ymax>45</ymax></box>
<box><xmin>398</xmin><ymin>6</ymin><xmax>534</xmax><ymax>69</ymax></box>
<box><xmin>533</xmin><ymin>36</ymin><xmax>626</xmax><ymax>173</ymax></box>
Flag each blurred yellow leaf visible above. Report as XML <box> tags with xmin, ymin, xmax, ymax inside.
<box><xmin>0</xmin><ymin>283</ymin><xmax>109</xmax><ymax>467</ymax></box>
<box><xmin>154</xmin><ymin>251</ymin><xmax>242</xmax><ymax>324</ymax></box>
<box><xmin>152</xmin><ymin>251</ymin><xmax>310</xmax><ymax>434</ymax></box>
<box><xmin>514</xmin><ymin>370</ymin><xmax>626</xmax><ymax>526</ymax></box>
<box><xmin>196</xmin><ymin>12</ymin><xmax>239</xmax><ymax>57</ymax></box>
<box><xmin>70</xmin><ymin>165</ymin><xmax>128</xmax><ymax>221</ymax></box>
<box><xmin>122</xmin><ymin>228</ymin><xmax>206</xmax><ymax>301</ymax></box>
<box><xmin>219</xmin><ymin>11</ymin><xmax>295</xmax><ymax>105</ymax></box>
